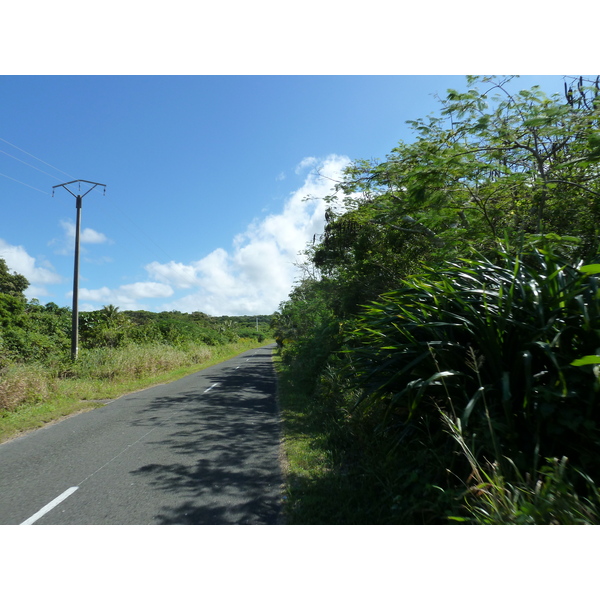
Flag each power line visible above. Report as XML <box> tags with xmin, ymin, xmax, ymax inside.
<box><xmin>0</xmin><ymin>171</ymin><xmax>49</xmax><ymax>194</ymax></box>
<box><xmin>0</xmin><ymin>148</ymin><xmax>66</xmax><ymax>182</ymax></box>
<box><xmin>1</xmin><ymin>136</ymin><xmax>176</xmax><ymax>267</ymax></box>
<box><xmin>0</xmin><ymin>137</ymin><xmax>74</xmax><ymax>179</ymax></box>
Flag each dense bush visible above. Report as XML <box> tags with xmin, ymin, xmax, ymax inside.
<box><xmin>0</xmin><ymin>298</ymin><xmax>272</xmax><ymax>364</ymax></box>
<box><xmin>347</xmin><ymin>245</ymin><xmax>600</xmax><ymax>479</ymax></box>
<box><xmin>0</xmin><ymin>295</ymin><xmax>70</xmax><ymax>364</ymax></box>
<box><xmin>274</xmin><ymin>76</ymin><xmax>600</xmax><ymax>523</ymax></box>
<box><xmin>0</xmin><ymin>362</ymin><xmax>56</xmax><ymax>411</ymax></box>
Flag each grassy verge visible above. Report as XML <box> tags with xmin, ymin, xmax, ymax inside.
<box><xmin>273</xmin><ymin>352</ymin><xmax>337</xmax><ymax>523</ymax></box>
<box><xmin>275</xmin><ymin>346</ymin><xmax>600</xmax><ymax>525</ymax></box>
<box><xmin>274</xmin><ymin>352</ymin><xmax>416</xmax><ymax>524</ymax></box>
<box><xmin>274</xmin><ymin>347</ymin><xmax>473</xmax><ymax>524</ymax></box>
<box><xmin>0</xmin><ymin>338</ymin><xmax>269</xmax><ymax>444</ymax></box>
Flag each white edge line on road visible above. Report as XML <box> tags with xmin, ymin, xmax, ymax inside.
<box><xmin>203</xmin><ymin>383</ymin><xmax>219</xmax><ymax>393</ymax></box>
<box><xmin>20</xmin><ymin>486</ymin><xmax>79</xmax><ymax>525</ymax></box>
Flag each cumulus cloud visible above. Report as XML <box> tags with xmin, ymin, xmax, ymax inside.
<box><xmin>77</xmin><ymin>281</ymin><xmax>174</xmax><ymax>310</ymax></box>
<box><xmin>77</xmin><ymin>286</ymin><xmax>113</xmax><ymax>303</ymax></box>
<box><xmin>149</xmin><ymin>154</ymin><xmax>350</xmax><ymax>315</ymax></box>
<box><xmin>294</xmin><ymin>156</ymin><xmax>318</xmax><ymax>174</ymax></box>
<box><xmin>50</xmin><ymin>219</ymin><xmax>112</xmax><ymax>255</ymax></box>
<box><xmin>74</xmin><ymin>154</ymin><xmax>351</xmax><ymax>314</ymax></box>
<box><xmin>145</xmin><ymin>260</ymin><xmax>201</xmax><ymax>289</ymax></box>
<box><xmin>0</xmin><ymin>238</ymin><xmax>63</xmax><ymax>297</ymax></box>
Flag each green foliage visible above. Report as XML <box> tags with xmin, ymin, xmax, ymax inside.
<box><xmin>0</xmin><ymin>295</ymin><xmax>70</xmax><ymax>363</ymax></box>
<box><xmin>441</xmin><ymin>410</ymin><xmax>600</xmax><ymax>524</ymax></box>
<box><xmin>123</xmin><ymin>310</ymin><xmax>271</xmax><ymax>347</ymax></box>
<box><xmin>0</xmin><ymin>293</ymin><xmax>26</xmax><ymax>329</ymax></box>
<box><xmin>323</xmin><ymin>76</ymin><xmax>600</xmax><ymax>266</ymax></box>
<box><xmin>346</xmin><ymin>243</ymin><xmax>600</xmax><ymax>477</ymax></box>
<box><xmin>0</xmin><ymin>292</ymin><xmax>272</xmax><ymax>367</ymax></box>
<box><xmin>272</xmin><ymin>278</ymin><xmax>336</xmax><ymax>347</ymax></box>
<box><xmin>273</xmin><ymin>76</ymin><xmax>600</xmax><ymax>523</ymax></box>
<box><xmin>310</xmin><ymin>204</ymin><xmax>433</xmax><ymax>317</ymax></box>
<box><xmin>0</xmin><ymin>258</ymin><xmax>29</xmax><ymax>299</ymax></box>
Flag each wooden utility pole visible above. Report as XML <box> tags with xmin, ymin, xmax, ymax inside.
<box><xmin>52</xmin><ymin>180</ymin><xmax>106</xmax><ymax>360</ymax></box>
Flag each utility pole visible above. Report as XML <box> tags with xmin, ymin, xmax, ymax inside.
<box><xmin>52</xmin><ymin>180</ymin><xmax>106</xmax><ymax>360</ymax></box>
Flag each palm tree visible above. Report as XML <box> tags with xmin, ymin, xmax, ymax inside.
<box><xmin>102</xmin><ymin>304</ymin><xmax>121</xmax><ymax>326</ymax></box>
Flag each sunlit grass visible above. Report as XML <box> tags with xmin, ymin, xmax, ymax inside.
<box><xmin>0</xmin><ymin>338</ymin><xmax>268</xmax><ymax>444</ymax></box>
<box><xmin>274</xmin><ymin>351</ymin><xmax>412</xmax><ymax>524</ymax></box>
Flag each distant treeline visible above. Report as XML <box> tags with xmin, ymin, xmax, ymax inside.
<box><xmin>0</xmin><ymin>261</ymin><xmax>272</xmax><ymax>367</ymax></box>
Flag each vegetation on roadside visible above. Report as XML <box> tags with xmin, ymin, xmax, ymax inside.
<box><xmin>0</xmin><ymin>338</ymin><xmax>267</xmax><ymax>444</ymax></box>
<box><xmin>273</xmin><ymin>76</ymin><xmax>600</xmax><ymax>524</ymax></box>
<box><xmin>0</xmin><ymin>259</ymin><xmax>273</xmax><ymax>442</ymax></box>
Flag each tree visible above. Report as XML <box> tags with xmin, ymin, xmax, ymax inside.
<box><xmin>322</xmin><ymin>76</ymin><xmax>600</xmax><ymax>267</ymax></box>
<box><xmin>0</xmin><ymin>258</ymin><xmax>29</xmax><ymax>299</ymax></box>
<box><xmin>276</xmin><ymin>76</ymin><xmax>600</xmax><ymax>523</ymax></box>
<box><xmin>309</xmin><ymin>201</ymin><xmax>433</xmax><ymax>317</ymax></box>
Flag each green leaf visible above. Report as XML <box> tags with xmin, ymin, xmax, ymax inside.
<box><xmin>524</xmin><ymin>116</ymin><xmax>549</xmax><ymax>127</ymax></box>
<box><xmin>571</xmin><ymin>355</ymin><xmax>600</xmax><ymax>367</ymax></box>
<box><xmin>580</xmin><ymin>264</ymin><xmax>600</xmax><ymax>275</ymax></box>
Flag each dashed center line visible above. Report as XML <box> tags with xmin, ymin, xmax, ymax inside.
<box><xmin>22</xmin><ymin>381</ymin><xmax>223</xmax><ymax>524</ymax></box>
<box><xmin>20</xmin><ymin>487</ymin><xmax>79</xmax><ymax>525</ymax></box>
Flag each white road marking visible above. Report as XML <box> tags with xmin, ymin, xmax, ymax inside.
<box><xmin>20</xmin><ymin>377</ymin><xmax>227</xmax><ymax>524</ymax></box>
<box><xmin>20</xmin><ymin>486</ymin><xmax>79</xmax><ymax>525</ymax></box>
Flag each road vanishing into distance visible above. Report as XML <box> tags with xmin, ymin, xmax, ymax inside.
<box><xmin>0</xmin><ymin>344</ymin><xmax>283</xmax><ymax>525</ymax></box>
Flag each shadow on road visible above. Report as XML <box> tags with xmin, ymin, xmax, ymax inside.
<box><xmin>128</xmin><ymin>346</ymin><xmax>283</xmax><ymax>524</ymax></box>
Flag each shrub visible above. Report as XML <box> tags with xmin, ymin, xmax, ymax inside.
<box><xmin>70</xmin><ymin>343</ymin><xmax>213</xmax><ymax>381</ymax></box>
<box><xmin>0</xmin><ymin>362</ymin><xmax>56</xmax><ymax>411</ymax></box>
<box><xmin>346</xmin><ymin>244</ymin><xmax>600</xmax><ymax>480</ymax></box>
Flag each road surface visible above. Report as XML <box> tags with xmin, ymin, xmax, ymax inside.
<box><xmin>0</xmin><ymin>344</ymin><xmax>283</xmax><ymax>525</ymax></box>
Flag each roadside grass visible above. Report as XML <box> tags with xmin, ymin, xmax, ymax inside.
<box><xmin>274</xmin><ymin>352</ymin><xmax>424</xmax><ymax>524</ymax></box>
<box><xmin>0</xmin><ymin>338</ymin><xmax>270</xmax><ymax>444</ymax></box>
<box><xmin>273</xmin><ymin>351</ymin><xmax>345</xmax><ymax>523</ymax></box>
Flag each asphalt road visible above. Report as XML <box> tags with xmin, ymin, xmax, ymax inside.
<box><xmin>0</xmin><ymin>344</ymin><xmax>283</xmax><ymax>525</ymax></box>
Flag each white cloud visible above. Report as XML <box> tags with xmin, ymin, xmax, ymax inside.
<box><xmin>0</xmin><ymin>238</ymin><xmax>63</xmax><ymax>297</ymax></box>
<box><xmin>145</xmin><ymin>260</ymin><xmax>200</xmax><ymax>289</ymax></box>
<box><xmin>119</xmin><ymin>282</ymin><xmax>173</xmax><ymax>299</ymax></box>
<box><xmin>149</xmin><ymin>154</ymin><xmax>351</xmax><ymax>315</ymax></box>
<box><xmin>77</xmin><ymin>286</ymin><xmax>112</xmax><ymax>303</ymax></box>
<box><xmin>295</xmin><ymin>156</ymin><xmax>318</xmax><ymax>174</ymax></box>
<box><xmin>76</xmin><ymin>281</ymin><xmax>174</xmax><ymax>311</ymax></box>
<box><xmin>50</xmin><ymin>220</ymin><xmax>112</xmax><ymax>255</ymax></box>
<box><xmin>67</xmin><ymin>154</ymin><xmax>351</xmax><ymax>315</ymax></box>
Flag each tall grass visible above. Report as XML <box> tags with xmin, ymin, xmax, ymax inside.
<box><xmin>440</xmin><ymin>409</ymin><xmax>600</xmax><ymax>524</ymax></box>
<box><xmin>0</xmin><ymin>338</ymin><xmax>267</xmax><ymax>442</ymax></box>
<box><xmin>330</xmin><ymin>243</ymin><xmax>600</xmax><ymax>522</ymax></box>
<box><xmin>347</xmin><ymin>245</ymin><xmax>600</xmax><ymax>478</ymax></box>
<box><xmin>0</xmin><ymin>362</ymin><xmax>56</xmax><ymax>411</ymax></box>
<box><xmin>65</xmin><ymin>343</ymin><xmax>213</xmax><ymax>381</ymax></box>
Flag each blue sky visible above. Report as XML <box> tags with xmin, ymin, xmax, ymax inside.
<box><xmin>0</xmin><ymin>75</ymin><xmax>570</xmax><ymax>315</ymax></box>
